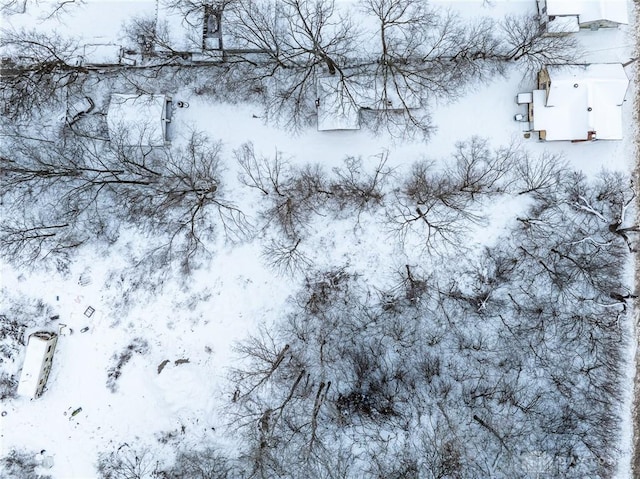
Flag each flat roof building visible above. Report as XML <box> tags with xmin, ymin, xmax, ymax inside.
<box><xmin>17</xmin><ymin>332</ymin><xmax>58</xmax><ymax>399</ymax></box>
<box><xmin>531</xmin><ymin>64</ymin><xmax>629</xmax><ymax>141</ymax></box>
<box><xmin>107</xmin><ymin>94</ymin><xmax>172</xmax><ymax>147</ymax></box>
<box><xmin>317</xmin><ymin>77</ymin><xmax>361</xmax><ymax>131</ymax></box>
<box><xmin>538</xmin><ymin>0</ymin><xmax>629</xmax><ymax>34</ymax></box>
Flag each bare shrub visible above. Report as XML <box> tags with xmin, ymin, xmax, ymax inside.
<box><xmin>328</xmin><ymin>153</ymin><xmax>391</xmax><ymax>215</ymax></box>
<box><xmin>236</xmin><ymin>142</ymin><xmax>330</xmax><ymax>239</ymax></box>
<box><xmin>510</xmin><ymin>150</ymin><xmax>568</xmax><ymax>197</ymax></box>
<box><xmin>261</xmin><ymin>238</ymin><xmax>313</xmax><ymax>277</ymax></box>
<box><xmin>165</xmin><ymin>448</ymin><xmax>236</xmax><ymax>479</ymax></box>
<box><xmin>0</xmin><ymin>371</ymin><xmax>17</xmax><ymax>400</ymax></box>
<box><xmin>96</xmin><ymin>445</ymin><xmax>159</xmax><ymax>479</ymax></box>
<box><xmin>106</xmin><ymin>338</ymin><xmax>150</xmax><ymax>393</ymax></box>
<box><xmin>0</xmin><ymin>449</ymin><xmax>52</xmax><ymax>479</ymax></box>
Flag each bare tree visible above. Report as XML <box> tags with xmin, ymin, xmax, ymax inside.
<box><xmin>0</xmin><ymin>129</ymin><xmax>248</xmax><ymax>271</ymax></box>
<box><xmin>446</xmin><ymin>136</ymin><xmax>517</xmax><ymax>197</ymax></box>
<box><xmin>0</xmin><ymin>215</ymin><xmax>88</xmax><ymax>268</ymax></box>
<box><xmin>357</xmin><ymin>0</ymin><xmax>504</xmax><ymax>137</ymax></box>
<box><xmin>387</xmin><ymin>138</ymin><xmax>566</xmax><ymax>254</ymax></box>
<box><xmin>113</xmin><ymin>131</ymin><xmax>251</xmax><ymax>267</ymax></box>
<box><xmin>223</xmin><ymin>0</ymin><xmax>361</xmax><ymax>129</ymax></box>
<box><xmin>499</xmin><ymin>14</ymin><xmax>580</xmax><ymax>75</ymax></box>
<box><xmin>261</xmin><ymin>238</ymin><xmax>313</xmax><ymax>277</ymax></box>
<box><xmin>328</xmin><ymin>152</ymin><xmax>391</xmax><ymax>215</ymax></box>
<box><xmin>509</xmin><ymin>149</ymin><xmax>568</xmax><ymax>197</ymax></box>
<box><xmin>389</xmin><ymin>160</ymin><xmax>484</xmax><ymax>253</ymax></box>
<box><xmin>237</xmin><ymin>142</ymin><xmax>391</xmax><ymax>240</ymax></box>
<box><xmin>165</xmin><ymin>447</ymin><xmax>237</xmax><ymax>479</ymax></box>
<box><xmin>96</xmin><ymin>445</ymin><xmax>158</xmax><ymax>479</ymax></box>
<box><xmin>1</xmin><ymin>0</ymin><xmax>84</xmax><ymax>19</ymax></box>
<box><xmin>236</xmin><ymin>142</ymin><xmax>330</xmax><ymax>239</ymax></box>
<box><xmin>0</xmin><ymin>28</ymin><xmax>86</xmax><ymax>119</ymax></box>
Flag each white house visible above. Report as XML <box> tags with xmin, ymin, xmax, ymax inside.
<box><xmin>537</xmin><ymin>0</ymin><xmax>629</xmax><ymax>34</ymax></box>
<box><xmin>107</xmin><ymin>94</ymin><xmax>172</xmax><ymax>147</ymax></box>
<box><xmin>17</xmin><ymin>332</ymin><xmax>58</xmax><ymax>399</ymax></box>
<box><xmin>529</xmin><ymin>63</ymin><xmax>629</xmax><ymax>141</ymax></box>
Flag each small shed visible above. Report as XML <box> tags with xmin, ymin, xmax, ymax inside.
<box><xmin>316</xmin><ymin>77</ymin><xmax>361</xmax><ymax>131</ymax></box>
<box><xmin>358</xmin><ymin>79</ymin><xmax>422</xmax><ymax>111</ymax></box>
<box><xmin>530</xmin><ymin>63</ymin><xmax>629</xmax><ymax>141</ymax></box>
<box><xmin>537</xmin><ymin>0</ymin><xmax>629</xmax><ymax>33</ymax></box>
<box><xmin>202</xmin><ymin>4</ymin><xmax>223</xmax><ymax>50</ymax></box>
<box><xmin>107</xmin><ymin>94</ymin><xmax>172</xmax><ymax>147</ymax></box>
<box><xmin>77</xmin><ymin>44</ymin><xmax>135</xmax><ymax>67</ymax></box>
<box><xmin>17</xmin><ymin>332</ymin><xmax>58</xmax><ymax>399</ymax></box>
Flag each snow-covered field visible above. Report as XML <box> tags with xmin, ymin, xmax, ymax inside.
<box><xmin>1</xmin><ymin>1</ymin><xmax>638</xmax><ymax>478</ymax></box>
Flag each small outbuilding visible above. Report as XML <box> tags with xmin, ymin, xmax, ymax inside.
<box><xmin>537</xmin><ymin>0</ymin><xmax>629</xmax><ymax>34</ymax></box>
<box><xmin>17</xmin><ymin>332</ymin><xmax>58</xmax><ymax>399</ymax></box>
<box><xmin>528</xmin><ymin>63</ymin><xmax>629</xmax><ymax>141</ymax></box>
<box><xmin>76</xmin><ymin>44</ymin><xmax>136</xmax><ymax>67</ymax></box>
<box><xmin>316</xmin><ymin>76</ymin><xmax>423</xmax><ymax>132</ymax></box>
<box><xmin>202</xmin><ymin>4</ymin><xmax>223</xmax><ymax>50</ymax></box>
<box><xmin>107</xmin><ymin>94</ymin><xmax>172</xmax><ymax>147</ymax></box>
<box><xmin>316</xmin><ymin>77</ymin><xmax>361</xmax><ymax>131</ymax></box>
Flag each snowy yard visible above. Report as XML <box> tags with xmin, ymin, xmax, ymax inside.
<box><xmin>0</xmin><ymin>0</ymin><xmax>638</xmax><ymax>478</ymax></box>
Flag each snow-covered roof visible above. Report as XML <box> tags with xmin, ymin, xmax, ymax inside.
<box><xmin>357</xmin><ymin>80</ymin><xmax>422</xmax><ymax>111</ymax></box>
<box><xmin>546</xmin><ymin>15</ymin><xmax>580</xmax><ymax>34</ymax></box>
<box><xmin>79</xmin><ymin>44</ymin><xmax>122</xmax><ymax>65</ymax></box>
<box><xmin>545</xmin><ymin>0</ymin><xmax>628</xmax><ymax>25</ymax></box>
<box><xmin>317</xmin><ymin>77</ymin><xmax>360</xmax><ymax>131</ymax></box>
<box><xmin>107</xmin><ymin>94</ymin><xmax>170</xmax><ymax>147</ymax></box>
<box><xmin>533</xmin><ymin>64</ymin><xmax>629</xmax><ymax>141</ymax></box>
<box><xmin>17</xmin><ymin>332</ymin><xmax>55</xmax><ymax>399</ymax></box>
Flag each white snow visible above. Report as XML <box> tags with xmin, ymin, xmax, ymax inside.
<box><xmin>532</xmin><ymin>63</ymin><xmax>630</xmax><ymax>141</ymax></box>
<box><xmin>0</xmin><ymin>1</ymin><xmax>637</xmax><ymax>478</ymax></box>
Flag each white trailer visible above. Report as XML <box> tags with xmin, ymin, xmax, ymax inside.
<box><xmin>17</xmin><ymin>332</ymin><xmax>58</xmax><ymax>399</ymax></box>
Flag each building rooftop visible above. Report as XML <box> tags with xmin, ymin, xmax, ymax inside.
<box><xmin>546</xmin><ymin>15</ymin><xmax>580</xmax><ymax>34</ymax></box>
<box><xmin>545</xmin><ymin>0</ymin><xmax>629</xmax><ymax>25</ymax></box>
<box><xmin>317</xmin><ymin>77</ymin><xmax>361</xmax><ymax>131</ymax></box>
<box><xmin>107</xmin><ymin>94</ymin><xmax>170</xmax><ymax>146</ymax></box>
<box><xmin>17</xmin><ymin>333</ymin><xmax>55</xmax><ymax>398</ymax></box>
<box><xmin>533</xmin><ymin>63</ymin><xmax>629</xmax><ymax>141</ymax></box>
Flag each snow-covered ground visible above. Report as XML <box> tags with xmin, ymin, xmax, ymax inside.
<box><xmin>1</xmin><ymin>1</ymin><xmax>638</xmax><ymax>478</ymax></box>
